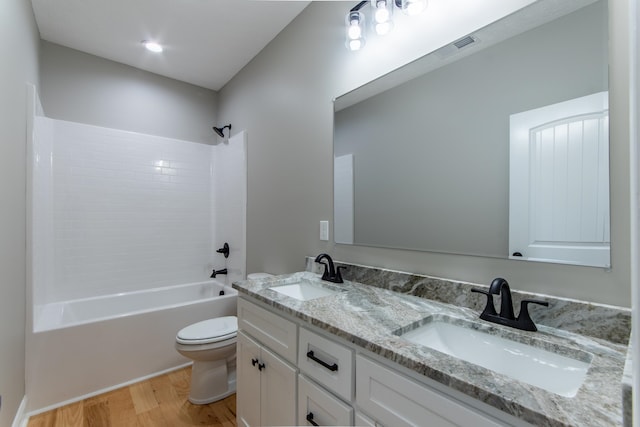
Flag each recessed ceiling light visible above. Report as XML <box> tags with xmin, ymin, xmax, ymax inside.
<box><xmin>142</xmin><ymin>40</ymin><xmax>163</xmax><ymax>53</ymax></box>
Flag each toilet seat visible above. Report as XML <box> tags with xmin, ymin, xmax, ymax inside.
<box><xmin>176</xmin><ymin>316</ymin><xmax>237</xmax><ymax>345</ymax></box>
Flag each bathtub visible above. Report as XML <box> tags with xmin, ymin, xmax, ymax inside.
<box><xmin>26</xmin><ymin>280</ymin><xmax>237</xmax><ymax>413</ymax></box>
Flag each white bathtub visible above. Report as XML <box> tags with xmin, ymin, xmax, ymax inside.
<box><xmin>26</xmin><ymin>280</ymin><xmax>237</xmax><ymax>413</ymax></box>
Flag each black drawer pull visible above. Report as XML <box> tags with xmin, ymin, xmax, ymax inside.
<box><xmin>258</xmin><ymin>362</ymin><xmax>265</xmax><ymax>371</ymax></box>
<box><xmin>306</xmin><ymin>412</ymin><xmax>319</xmax><ymax>426</ymax></box>
<box><xmin>251</xmin><ymin>358</ymin><xmax>258</xmax><ymax>367</ymax></box>
<box><xmin>306</xmin><ymin>350</ymin><xmax>338</xmax><ymax>372</ymax></box>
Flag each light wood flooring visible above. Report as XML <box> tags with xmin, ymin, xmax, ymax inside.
<box><xmin>27</xmin><ymin>366</ymin><xmax>237</xmax><ymax>427</ymax></box>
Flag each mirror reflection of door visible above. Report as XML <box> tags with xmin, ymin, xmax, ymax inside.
<box><xmin>509</xmin><ymin>91</ymin><xmax>610</xmax><ymax>267</ymax></box>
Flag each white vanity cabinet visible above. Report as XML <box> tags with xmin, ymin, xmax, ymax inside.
<box><xmin>236</xmin><ymin>300</ymin><xmax>298</xmax><ymax>427</ymax></box>
<box><xmin>237</xmin><ymin>296</ymin><xmax>516</xmax><ymax>427</ymax></box>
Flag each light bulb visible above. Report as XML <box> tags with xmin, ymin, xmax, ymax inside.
<box><xmin>375</xmin><ymin>6</ymin><xmax>389</xmax><ymax>24</ymax></box>
<box><xmin>348</xmin><ymin>22</ymin><xmax>362</xmax><ymax>40</ymax></box>
<box><xmin>401</xmin><ymin>0</ymin><xmax>427</xmax><ymax>16</ymax></box>
<box><xmin>376</xmin><ymin>22</ymin><xmax>392</xmax><ymax>36</ymax></box>
<box><xmin>349</xmin><ymin>39</ymin><xmax>363</xmax><ymax>51</ymax></box>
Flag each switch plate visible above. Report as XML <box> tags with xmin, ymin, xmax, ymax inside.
<box><xmin>319</xmin><ymin>221</ymin><xmax>329</xmax><ymax>241</ymax></box>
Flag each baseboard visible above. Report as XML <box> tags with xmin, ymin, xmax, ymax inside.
<box><xmin>24</xmin><ymin>362</ymin><xmax>192</xmax><ymax>419</ymax></box>
<box><xmin>11</xmin><ymin>396</ymin><xmax>28</xmax><ymax>427</ymax></box>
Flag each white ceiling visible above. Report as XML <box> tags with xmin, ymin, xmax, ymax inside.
<box><xmin>30</xmin><ymin>0</ymin><xmax>310</xmax><ymax>91</ymax></box>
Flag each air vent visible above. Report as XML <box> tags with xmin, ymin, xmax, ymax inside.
<box><xmin>453</xmin><ymin>35</ymin><xmax>476</xmax><ymax>49</ymax></box>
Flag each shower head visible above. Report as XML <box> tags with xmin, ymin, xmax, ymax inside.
<box><xmin>213</xmin><ymin>124</ymin><xmax>232</xmax><ymax>138</ymax></box>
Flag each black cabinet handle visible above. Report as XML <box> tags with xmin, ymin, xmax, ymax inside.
<box><xmin>251</xmin><ymin>358</ymin><xmax>258</xmax><ymax>367</ymax></box>
<box><xmin>258</xmin><ymin>362</ymin><xmax>265</xmax><ymax>371</ymax></box>
<box><xmin>306</xmin><ymin>350</ymin><xmax>338</xmax><ymax>372</ymax></box>
<box><xmin>306</xmin><ymin>412</ymin><xmax>319</xmax><ymax>426</ymax></box>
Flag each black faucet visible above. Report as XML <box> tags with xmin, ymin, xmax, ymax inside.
<box><xmin>216</xmin><ymin>242</ymin><xmax>230</xmax><ymax>258</ymax></box>
<box><xmin>314</xmin><ymin>253</ymin><xmax>346</xmax><ymax>284</ymax></box>
<box><xmin>210</xmin><ymin>268</ymin><xmax>227</xmax><ymax>279</ymax></box>
<box><xmin>471</xmin><ymin>278</ymin><xmax>549</xmax><ymax>331</ymax></box>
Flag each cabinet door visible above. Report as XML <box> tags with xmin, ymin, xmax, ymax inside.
<box><xmin>237</xmin><ymin>332</ymin><xmax>262</xmax><ymax>427</ymax></box>
<box><xmin>261</xmin><ymin>345</ymin><xmax>297</xmax><ymax>426</ymax></box>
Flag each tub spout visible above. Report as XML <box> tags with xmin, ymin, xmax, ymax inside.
<box><xmin>210</xmin><ymin>268</ymin><xmax>227</xmax><ymax>278</ymax></box>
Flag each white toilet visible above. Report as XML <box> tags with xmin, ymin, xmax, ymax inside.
<box><xmin>175</xmin><ymin>316</ymin><xmax>238</xmax><ymax>404</ymax></box>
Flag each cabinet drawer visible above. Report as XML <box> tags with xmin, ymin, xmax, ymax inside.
<box><xmin>238</xmin><ymin>298</ymin><xmax>297</xmax><ymax>364</ymax></box>
<box><xmin>298</xmin><ymin>327</ymin><xmax>353</xmax><ymax>401</ymax></box>
<box><xmin>298</xmin><ymin>374</ymin><xmax>353</xmax><ymax>427</ymax></box>
<box><xmin>356</xmin><ymin>355</ymin><xmax>503</xmax><ymax>427</ymax></box>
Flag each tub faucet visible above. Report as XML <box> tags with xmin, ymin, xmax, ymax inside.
<box><xmin>471</xmin><ymin>277</ymin><xmax>549</xmax><ymax>332</ymax></box>
<box><xmin>210</xmin><ymin>268</ymin><xmax>227</xmax><ymax>279</ymax></box>
<box><xmin>314</xmin><ymin>253</ymin><xmax>346</xmax><ymax>284</ymax></box>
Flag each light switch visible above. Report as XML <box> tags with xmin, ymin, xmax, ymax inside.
<box><xmin>320</xmin><ymin>221</ymin><xmax>329</xmax><ymax>241</ymax></box>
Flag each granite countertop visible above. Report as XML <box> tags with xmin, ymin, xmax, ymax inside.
<box><xmin>233</xmin><ymin>271</ymin><xmax>627</xmax><ymax>427</ymax></box>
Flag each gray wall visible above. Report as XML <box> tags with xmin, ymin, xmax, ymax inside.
<box><xmin>334</xmin><ymin>2</ymin><xmax>607</xmax><ymax>258</ymax></box>
<box><xmin>40</xmin><ymin>41</ymin><xmax>218</xmax><ymax>144</ymax></box>
<box><xmin>0</xmin><ymin>0</ymin><xmax>40</xmax><ymax>424</ymax></box>
<box><xmin>219</xmin><ymin>1</ymin><xmax>631</xmax><ymax>307</ymax></box>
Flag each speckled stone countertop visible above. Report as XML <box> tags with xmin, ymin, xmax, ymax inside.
<box><xmin>233</xmin><ymin>270</ymin><xmax>628</xmax><ymax>427</ymax></box>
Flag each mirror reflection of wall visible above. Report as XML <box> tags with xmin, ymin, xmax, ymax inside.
<box><xmin>333</xmin><ymin>0</ymin><xmax>608</xmax><ymax>266</ymax></box>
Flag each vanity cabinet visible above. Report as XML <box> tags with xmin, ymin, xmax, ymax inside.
<box><xmin>237</xmin><ymin>296</ymin><xmax>513</xmax><ymax>427</ymax></box>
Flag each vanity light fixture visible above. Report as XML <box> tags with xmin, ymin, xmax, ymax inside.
<box><xmin>372</xmin><ymin>0</ymin><xmax>394</xmax><ymax>36</ymax></box>
<box><xmin>345</xmin><ymin>0</ymin><xmax>427</xmax><ymax>51</ymax></box>
<box><xmin>346</xmin><ymin>10</ymin><xmax>366</xmax><ymax>51</ymax></box>
<box><xmin>142</xmin><ymin>40</ymin><xmax>163</xmax><ymax>53</ymax></box>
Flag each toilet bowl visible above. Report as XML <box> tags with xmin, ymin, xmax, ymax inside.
<box><xmin>175</xmin><ymin>316</ymin><xmax>238</xmax><ymax>404</ymax></box>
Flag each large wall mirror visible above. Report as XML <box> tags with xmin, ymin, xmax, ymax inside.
<box><xmin>333</xmin><ymin>0</ymin><xmax>610</xmax><ymax>268</ymax></box>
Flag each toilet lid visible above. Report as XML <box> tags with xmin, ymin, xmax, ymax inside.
<box><xmin>176</xmin><ymin>316</ymin><xmax>237</xmax><ymax>344</ymax></box>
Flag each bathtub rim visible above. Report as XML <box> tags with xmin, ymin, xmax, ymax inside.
<box><xmin>33</xmin><ymin>279</ymin><xmax>237</xmax><ymax>333</ymax></box>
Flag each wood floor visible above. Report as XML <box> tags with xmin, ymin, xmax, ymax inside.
<box><xmin>27</xmin><ymin>367</ymin><xmax>237</xmax><ymax>427</ymax></box>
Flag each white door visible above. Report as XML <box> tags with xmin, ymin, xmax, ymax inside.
<box><xmin>509</xmin><ymin>91</ymin><xmax>610</xmax><ymax>267</ymax></box>
<box><xmin>237</xmin><ymin>332</ymin><xmax>262</xmax><ymax>427</ymax></box>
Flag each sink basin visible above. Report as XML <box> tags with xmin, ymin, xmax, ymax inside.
<box><xmin>269</xmin><ymin>281</ymin><xmax>342</xmax><ymax>301</ymax></box>
<box><xmin>398</xmin><ymin>316</ymin><xmax>591</xmax><ymax>397</ymax></box>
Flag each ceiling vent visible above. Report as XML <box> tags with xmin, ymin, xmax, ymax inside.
<box><xmin>435</xmin><ymin>35</ymin><xmax>479</xmax><ymax>60</ymax></box>
<box><xmin>453</xmin><ymin>35</ymin><xmax>477</xmax><ymax>49</ymax></box>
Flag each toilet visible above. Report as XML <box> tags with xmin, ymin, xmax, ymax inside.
<box><xmin>175</xmin><ymin>273</ymin><xmax>272</xmax><ymax>405</ymax></box>
<box><xmin>175</xmin><ymin>316</ymin><xmax>238</xmax><ymax>404</ymax></box>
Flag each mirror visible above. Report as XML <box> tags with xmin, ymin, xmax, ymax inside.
<box><xmin>333</xmin><ymin>0</ymin><xmax>609</xmax><ymax>267</ymax></box>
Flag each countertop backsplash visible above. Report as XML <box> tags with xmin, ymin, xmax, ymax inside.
<box><xmin>305</xmin><ymin>257</ymin><xmax>631</xmax><ymax>345</ymax></box>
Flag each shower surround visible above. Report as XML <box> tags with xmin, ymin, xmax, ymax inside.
<box><xmin>26</xmin><ymin>86</ymin><xmax>247</xmax><ymax>413</ymax></box>
<box><xmin>34</xmin><ymin>118</ymin><xmax>234</xmax><ymax>304</ymax></box>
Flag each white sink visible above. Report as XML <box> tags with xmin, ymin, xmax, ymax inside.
<box><xmin>269</xmin><ymin>281</ymin><xmax>342</xmax><ymax>301</ymax></box>
<box><xmin>399</xmin><ymin>317</ymin><xmax>591</xmax><ymax>397</ymax></box>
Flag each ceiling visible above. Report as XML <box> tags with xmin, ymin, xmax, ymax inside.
<box><xmin>30</xmin><ymin>0</ymin><xmax>310</xmax><ymax>91</ymax></box>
